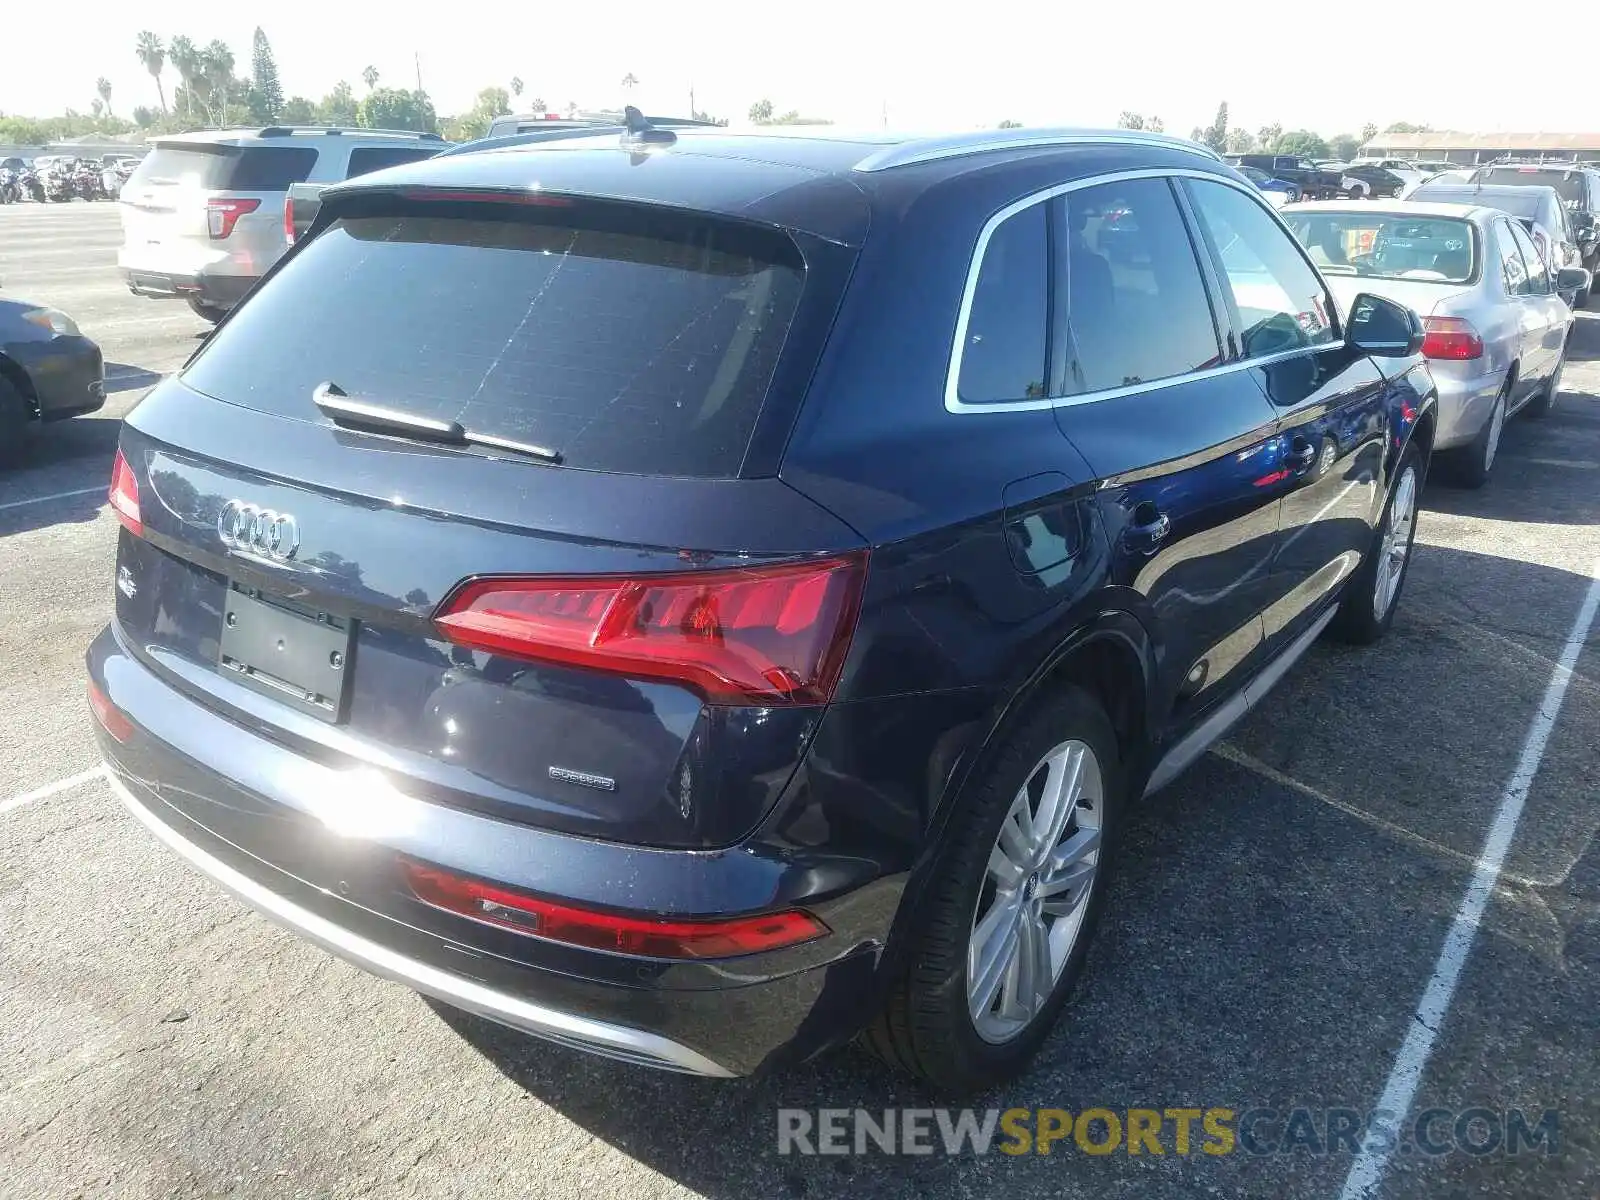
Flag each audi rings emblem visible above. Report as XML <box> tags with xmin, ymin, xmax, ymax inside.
<box><xmin>217</xmin><ymin>500</ymin><xmax>300</xmax><ymax>561</ymax></box>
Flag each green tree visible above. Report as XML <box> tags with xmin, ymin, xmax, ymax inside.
<box><xmin>1146</xmin><ymin>116</ymin><xmax>1164</xmax><ymax>133</ymax></box>
<box><xmin>317</xmin><ymin>81</ymin><xmax>359</xmax><ymax>125</ymax></box>
<box><xmin>748</xmin><ymin>98</ymin><xmax>774</xmax><ymax>123</ymax></box>
<box><xmin>91</xmin><ymin>99</ymin><xmax>105</xmax><ymax>119</ymax></box>
<box><xmin>1117</xmin><ymin>111</ymin><xmax>1145</xmax><ymax>130</ymax></box>
<box><xmin>1384</xmin><ymin>121</ymin><xmax>1430</xmax><ymax>134</ymax></box>
<box><xmin>1275</xmin><ymin>129</ymin><xmax>1329</xmax><ymax>158</ymax></box>
<box><xmin>998</xmin><ymin>119</ymin><xmax>1023</xmax><ymax>129</ymax></box>
<box><xmin>169</xmin><ymin>35</ymin><xmax>198</xmax><ymax>120</ymax></box>
<box><xmin>1361</xmin><ymin>122</ymin><xmax>1378</xmax><ymax>144</ymax></box>
<box><xmin>132</xmin><ymin>105</ymin><xmax>157</xmax><ymax>128</ymax></box>
<box><xmin>1200</xmin><ymin>101</ymin><xmax>1229</xmax><ymax>153</ymax></box>
<box><xmin>443</xmin><ymin>86</ymin><xmax>512</xmax><ymax>140</ymax></box>
<box><xmin>201</xmin><ymin>39</ymin><xmax>236</xmax><ymax>125</ymax></box>
<box><xmin>280</xmin><ymin>96</ymin><xmax>316</xmax><ymax>124</ymax></box>
<box><xmin>136</xmin><ymin>32</ymin><xmax>168</xmax><ymax>115</ymax></box>
<box><xmin>96</xmin><ymin>77</ymin><xmax>113</xmax><ymax>116</ymax></box>
<box><xmin>362</xmin><ymin>65</ymin><xmax>379</xmax><ymax>90</ymax></box>
<box><xmin>1225</xmin><ymin>129</ymin><xmax>1255</xmax><ymax>153</ymax></box>
<box><xmin>251</xmin><ymin>28</ymin><xmax>283</xmax><ymax>121</ymax></box>
<box><xmin>358</xmin><ymin>87</ymin><xmax>438</xmax><ymax>133</ymax></box>
<box><xmin>529</xmin><ymin>96</ymin><xmax>545</xmax><ymax>113</ymax></box>
<box><xmin>1328</xmin><ymin>133</ymin><xmax>1361</xmax><ymax>162</ymax></box>
<box><xmin>1257</xmin><ymin>122</ymin><xmax>1283</xmax><ymax>152</ymax></box>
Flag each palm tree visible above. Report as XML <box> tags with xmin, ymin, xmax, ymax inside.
<box><xmin>362</xmin><ymin>65</ymin><xmax>379</xmax><ymax>91</ymax></box>
<box><xmin>621</xmin><ymin>72</ymin><xmax>638</xmax><ymax>94</ymax></box>
<box><xmin>510</xmin><ymin>76</ymin><xmax>523</xmax><ymax>99</ymax></box>
<box><xmin>96</xmin><ymin>77</ymin><xmax>113</xmax><ymax>116</ymax></box>
<box><xmin>203</xmin><ymin>39</ymin><xmax>235</xmax><ymax>125</ymax></box>
<box><xmin>169</xmin><ymin>35</ymin><xmax>197</xmax><ymax>120</ymax></box>
<box><xmin>136</xmin><ymin>32</ymin><xmax>168</xmax><ymax>114</ymax></box>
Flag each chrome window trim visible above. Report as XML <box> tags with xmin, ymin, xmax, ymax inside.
<box><xmin>853</xmin><ymin>129</ymin><xmax>1222</xmax><ymax>174</ymax></box>
<box><xmin>944</xmin><ymin>167</ymin><xmax>1341</xmax><ymax>415</ymax></box>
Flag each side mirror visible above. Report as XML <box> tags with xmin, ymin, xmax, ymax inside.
<box><xmin>1346</xmin><ymin>293</ymin><xmax>1424</xmax><ymax>357</ymax></box>
<box><xmin>1556</xmin><ymin>266</ymin><xmax>1590</xmax><ymax>294</ymax></box>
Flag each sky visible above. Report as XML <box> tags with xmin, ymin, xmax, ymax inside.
<box><xmin>3</xmin><ymin>0</ymin><xmax>1589</xmax><ymax>137</ymax></box>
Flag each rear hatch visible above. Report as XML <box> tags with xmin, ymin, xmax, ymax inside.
<box><xmin>120</xmin><ymin>140</ymin><xmax>317</xmax><ymax>269</ymax></box>
<box><xmin>112</xmin><ymin>188</ymin><xmax>865</xmax><ymax>850</ymax></box>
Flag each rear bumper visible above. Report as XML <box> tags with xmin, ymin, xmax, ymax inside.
<box><xmin>6</xmin><ymin>335</ymin><xmax>105</xmax><ymax>419</ymax></box>
<box><xmin>86</xmin><ymin>624</ymin><xmax>894</xmax><ymax>1078</ymax></box>
<box><xmin>1432</xmin><ymin>367</ymin><xmax>1504</xmax><ymax>450</ymax></box>
<box><xmin>119</xmin><ymin>268</ymin><xmax>255</xmax><ymax>309</ymax></box>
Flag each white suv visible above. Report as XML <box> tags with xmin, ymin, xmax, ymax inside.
<box><xmin>117</xmin><ymin>126</ymin><xmax>443</xmax><ymax>322</ymax></box>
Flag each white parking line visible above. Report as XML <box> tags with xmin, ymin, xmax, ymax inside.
<box><xmin>0</xmin><ymin>486</ymin><xmax>105</xmax><ymax>513</ymax></box>
<box><xmin>1338</xmin><ymin>558</ymin><xmax>1600</xmax><ymax>1200</ymax></box>
<box><xmin>0</xmin><ymin>766</ymin><xmax>107</xmax><ymax>817</ymax></box>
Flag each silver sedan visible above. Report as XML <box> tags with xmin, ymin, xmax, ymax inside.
<box><xmin>1282</xmin><ymin>200</ymin><xmax>1580</xmax><ymax>486</ymax></box>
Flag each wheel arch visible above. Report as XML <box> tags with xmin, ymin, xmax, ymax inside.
<box><xmin>0</xmin><ymin>354</ymin><xmax>40</xmax><ymax>420</ymax></box>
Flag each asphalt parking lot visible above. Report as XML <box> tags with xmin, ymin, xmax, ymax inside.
<box><xmin>2</xmin><ymin>200</ymin><xmax>1597</xmax><ymax>1200</ymax></box>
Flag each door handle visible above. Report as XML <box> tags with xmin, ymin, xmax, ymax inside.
<box><xmin>1123</xmin><ymin>502</ymin><xmax>1171</xmax><ymax>553</ymax></box>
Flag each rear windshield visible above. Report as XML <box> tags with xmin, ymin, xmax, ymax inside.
<box><xmin>128</xmin><ymin>143</ymin><xmax>317</xmax><ymax>191</ymax></box>
<box><xmin>1475</xmin><ymin>168</ymin><xmax>1585</xmax><ymax>205</ymax></box>
<box><xmin>1415</xmin><ymin>186</ymin><xmax>1540</xmax><ymax>219</ymax></box>
<box><xmin>1287</xmin><ymin>212</ymin><xmax>1476</xmax><ymax>284</ymax></box>
<box><xmin>181</xmin><ymin>200</ymin><xmax>806</xmax><ymax>477</ymax></box>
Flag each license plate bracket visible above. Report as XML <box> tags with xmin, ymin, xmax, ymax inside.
<box><xmin>218</xmin><ymin>585</ymin><xmax>354</xmax><ymax>722</ymax></box>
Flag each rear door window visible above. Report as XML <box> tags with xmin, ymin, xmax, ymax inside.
<box><xmin>180</xmin><ymin>200</ymin><xmax>806</xmax><ymax>478</ymax></box>
<box><xmin>1051</xmin><ymin>177</ymin><xmax>1220</xmax><ymax>395</ymax></box>
<box><xmin>129</xmin><ymin>143</ymin><xmax>317</xmax><ymax>191</ymax></box>
<box><xmin>1494</xmin><ymin>220</ymin><xmax>1532</xmax><ymax>296</ymax></box>
<box><xmin>345</xmin><ymin>146</ymin><xmax>438</xmax><ymax>179</ymax></box>
<box><xmin>1508</xmin><ymin>220</ymin><xmax>1551</xmax><ymax>294</ymax></box>
<box><xmin>1184</xmin><ymin>178</ymin><xmax>1337</xmax><ymax>359</ymax></box>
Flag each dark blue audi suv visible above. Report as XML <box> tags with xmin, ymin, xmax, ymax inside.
<box><xmin>88</xmin><ymin>120</ymin><xmax>1436</xmax><ymax>1093</ymax></box>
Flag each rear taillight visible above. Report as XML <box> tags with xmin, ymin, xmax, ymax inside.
<box><xmin>207</xmin><ymin>196</ymin><xmax>260</xmax><ymax>239</ymax></box>
<box><xmin>401</xmin><ymin>860</ymin><xmax>827</xmax><ymax>957</ymax></box>
<box><xmin>88</xmin><ymin>680</ymin><xmax>133</xmax><ymax>742</ymax></box>
<box><xmin>283</xmin><ymin>194</ymin><xmax>295</xmax><ymax>245</ymax></box>
<box><xmin>1421</xmin><ymin>316</ymin><xmax>1485</xmax><ymax>361</ymax></box>
<box><xmin>108</xmin><ymin>449</ymin><xmax>142</xmax><ymax>535</ymax></box>
<box><xmin>435</xmin><ymin>553</ymin><xmax>867</xmax><ymax>706</ymax></box>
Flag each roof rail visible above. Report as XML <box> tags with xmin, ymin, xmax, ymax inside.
<box><xmin>853</xmin><ymin>127</ymin><xmax>1222</xmax><ymax>173</ymax></box>
<box><xmin>257</xmin><ymin>125</ymin><xmax>444</xmax><ymax>141</ymax></box>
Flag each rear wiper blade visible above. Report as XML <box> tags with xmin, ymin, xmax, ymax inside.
<box><xmin>312</xmin><ymin>382</ymin><xmax>562</xmax><ymax>464</ymax></box>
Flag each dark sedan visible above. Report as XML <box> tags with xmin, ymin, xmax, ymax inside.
<box><xmin>0</xmin><ymin>293</ymin><xmax>105</xmax><ymax>464</ymax></box>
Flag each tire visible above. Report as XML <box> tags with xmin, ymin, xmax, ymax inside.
<box><xmin>186</xmin><ymin>297</ymin><xmax>228</xmax><ymax>324</ymax></box>
<box><xmin>1330</xmin><ymin>443</ymin><xmax>1422</xmax><ymax>645</ymax></box>
<box><xmin>0</xmin><ymin>374</ymin><xmax>35</xmax><ymax>469</ymax></box>
<box><xmin>1524</xmin><ymin>343</ymin><xmax>1566</xmax><ymax>419</ymax></box>
<box><xmin>863</xmin><ymin>686</ymin><xmax>1122</xmax><ymax>1094</ymax></box>
<box><xmin>1443</xmin><ymin>377</ymin><xmax>1509</xmax><ymax>489</ymax></box>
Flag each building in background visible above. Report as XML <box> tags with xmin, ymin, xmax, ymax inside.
<box><xmin>1360</xmin><ymin>131</ymin><xmax>1600</xmax><ymax>164</ymax></box>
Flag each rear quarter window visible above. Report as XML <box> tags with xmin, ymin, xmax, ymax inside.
<box><xmin>345</xmin><ymin>146</ymin><xmax>438</xmax><ymax>179</ymax></box>
<box><xmin>180</xmin><ymin>199</ymin><xmax>806</xmax><ymax>478</ymax></box>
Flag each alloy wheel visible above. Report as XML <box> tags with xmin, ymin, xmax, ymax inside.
<box><xmin>967</xmin><ymin>738</ymin><xmax>1103</xmax><ymax>1043</ymax></box>
<box><xmin>1372</xmin><ymin>465</ymin><xmax>1417</xmax><ymax>620</ymax></box>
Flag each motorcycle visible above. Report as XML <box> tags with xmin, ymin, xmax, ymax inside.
<box><xmin>19</xmin><ymin>168</ymin><xmax>45</xmax><ymax>203</ymax></box>
<box><xmin>41</xmin><ymin>163</ymin><xmax>75</xmax><ymax>202</ymax></box>
<box><xmin>71</xmin><ymin>161</ymin><xmax>101</xmax><ymax>201</ymax></box>
<box><xmin>0</xmin><ymin>168</ymin><xmax>21</xmax><ymax>204</ymax></box>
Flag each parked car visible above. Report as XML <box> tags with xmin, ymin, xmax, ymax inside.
<box><xmin>1411</xmin><ymin>160</ymin><xmax>1458</xmax><ymax>175</ymax></box>
<box><xmin>89</xmin><ymin>123</ymin><xmax>1436</xmax><ymax>1093</ymax></box>
<box><xmin>1467</xmin><ymin>162</ymin><xmax>1600</xmax><ymax>285</ymax></box>
<box><xmin>1352</xmin><ymin>157</ymin><xmax>1433</xmax><ymax>191</ymax></box>
<box><xmin>1229</xmin><ymin>153</ymin><xmax>1343</xmax><ymax>199</ymax></box>
<box><xmin>0</xmin><ymin>286</ymin><xmax>105</xmax><ymax>465</ymax></box>
<box><xmin>117</xmin><ymin>126</ymin><xmax>445</xmax><ymax>323</ymax></box>
<box><xmin>1338</xmin><ymin>164</ymin><xmax>1407</xmax><ymax>200</ymax></box>
<box><xmin>1408</xmin><ymin>181</ymin><xmax>1588</xmax><ymax>306</ymax></box>
<box><xmin>1235</xmin><ymin>164</ymin><xmax>1300</xmax><ymax>206</ymax></box>
<box><xmin>1284</xmin><ymin>201</ymin><xmax>1578</xmax><ymax>487</ymax></box>
<box><xmin>283</xmin><ymin>140</ymin><xmax>453</xmax><ymax>244</ymax></box>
